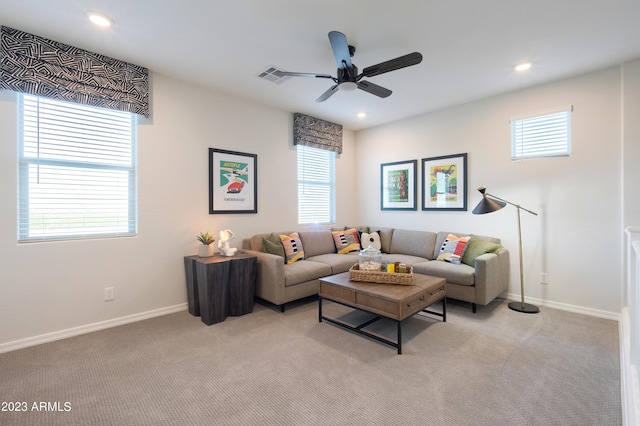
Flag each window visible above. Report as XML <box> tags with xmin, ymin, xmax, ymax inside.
<box><xmin>297</xmin><ymin>145</ymin><xmax>335</xmax><ymax>225</ymax></box>
<box><xmin>18</xmin><ymin>94</ymin><xmax>137</xmax><ymax>242</ymax></box>
<box><xmin>511</xmin><ymin>106</ymin><xmax>572</xmax><ymax>160</ymax></box>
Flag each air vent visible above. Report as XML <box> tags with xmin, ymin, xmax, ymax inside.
<box><xmin>258</xmin><ymin>66</ymin><xmax>290</xmax><ymax>84</ymax></box>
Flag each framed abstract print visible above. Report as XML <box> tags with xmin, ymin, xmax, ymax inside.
<box><xmin>421</xmin><ymin>153</ymin><xmax>467</xmax><ymax>211</ymax></box>
<box><xmin>380</xmin><ymin>160</ymin><xmax>417</xmax><ymax>210</ymax></box>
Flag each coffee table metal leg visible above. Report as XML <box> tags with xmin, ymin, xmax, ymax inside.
<box><xmin>318</xmin><ymin>297</ymin><xmax>323</xmax><ymax>322</ymax></box>
<box><xmin>443</xmin><ymin>296</ymin><xmax>447</xmax><ymax>322</ymax></box>
<box><xmin>421</xmin><ymin>296</ymin><xmax>447</xmax><ymax>322</ymax></box>
<box><xmin>397</xmin><ymin>320</ymin><xmax>402</xmax><ymax>354</ymax></box>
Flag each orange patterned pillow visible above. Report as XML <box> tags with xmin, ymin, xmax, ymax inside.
<box><xmin>279</xmin><ymin>233</ymin><xmax>305</xmax><ymax>264</ymax></box>
<box><xmin>331</xmin><ymin>228</ymin><xmax>360</xmax><ymax>254</ymax></box>
<box><xmin>437</xmin><ymin>233</ymin><xmax>470</xmax><ymax>262</ymax></box>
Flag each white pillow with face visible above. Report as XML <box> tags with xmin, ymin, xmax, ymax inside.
<box><xmin>360</xmin><ymin>232</ymin><xmax>381</xmax><ymax>250</ymax></box>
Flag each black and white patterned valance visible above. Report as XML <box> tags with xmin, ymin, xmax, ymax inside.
<box><xmin>0</xmin><ymin>26</ymin><xmax>149</xmax><ymax>117</ymax></box>
<box><xmin>293</xmin><ymin>113</ymin><xmax>343</xmax><ymax>154</ymax></box>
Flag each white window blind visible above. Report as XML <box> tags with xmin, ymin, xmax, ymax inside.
<box><xmin>297</xmin><ymin>145</ymin><xmax>335</xmax><ymax>225</ymax></box>
<box><xmin>511</xmin><ymin>106</ymin><xmax>572</xmax><ymax>160</ymax></box>
<box><xmin>18</xmin><ymin>94</ymin><xmax>137</xmax><ymax>242</ymax></box>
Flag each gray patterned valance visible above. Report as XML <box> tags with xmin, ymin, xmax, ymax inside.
<box><xmin>293</xmin><ymin>113</ymin><xmax>343</xmax><ymax>154</ymax></box>
<box><xmin>0</xmin><ymin>26</ymin><xmax>149</xmax><ymax>117</ymax></box>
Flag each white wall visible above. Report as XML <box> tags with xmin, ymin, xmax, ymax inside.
<box><xmin>355</xmin><ymin>66</ymin><xmax>626</xmax><ymax>316</ymax></box>
<box><xmin>0</xmin><ymin>73</ymin><xmax>357</xmax><ymax>348</ymax></box>
<box><xmin>623</xmin><ymin>58</ymin><xmax>640</xmax><ymax>231</ymax></box>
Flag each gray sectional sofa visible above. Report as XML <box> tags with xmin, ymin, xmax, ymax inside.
<box><xmin>242</xmin><ymin>227</ymin><xmax>509</xmax><ymax>313</ymax></box>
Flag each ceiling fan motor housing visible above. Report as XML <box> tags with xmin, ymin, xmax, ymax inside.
<box><xmin>338</xmin><ymin>65</ymin><xmax>358</xmax><ymax>83</ymax></box>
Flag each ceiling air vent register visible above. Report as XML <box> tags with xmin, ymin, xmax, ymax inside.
<box><xmin>258</xmin><ymin>66</ymin><xmax>290</xmax><ymax>84</ymax></box>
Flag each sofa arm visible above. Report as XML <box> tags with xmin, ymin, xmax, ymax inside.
<box><xmin>243</xmin><ymin>249</ymin><xmax>286</xmax><ymax>305</ymax></box>
<box><xmin>473</xmin><ymin>248</ymin><xmax>510</xmax><ymax>305</ymax></box>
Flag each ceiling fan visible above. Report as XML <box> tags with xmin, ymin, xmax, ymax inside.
<box><xmin>275</xmin><ymin>31</ymin><xmax>423</xmax><ymax>102</ymax></box>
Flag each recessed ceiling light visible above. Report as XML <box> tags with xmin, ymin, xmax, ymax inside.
<box><xmin>88</xmin><ymin>12</ymin><xmax>114</xmax><ymax>28</ymax></box>
<box><xmin>514</xmin><ymin>62</ymin><xmax>532</xmax><ymax>72</ymax></box>
<box><xmin>357</xmin><ymin>112</ymin><xmax>367</xmax><ymax>118</ymax></box>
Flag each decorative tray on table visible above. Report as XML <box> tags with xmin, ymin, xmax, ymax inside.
<box><xmin>348</xmin><ymin>264</ymin><xmax>414</xmax><ymax>285</ymax></box>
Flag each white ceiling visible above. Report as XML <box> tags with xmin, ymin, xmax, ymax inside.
<box><xmin>1</xmin><ymin>0</ymin><xmax>640</xmax><ymax>130</ymax></box>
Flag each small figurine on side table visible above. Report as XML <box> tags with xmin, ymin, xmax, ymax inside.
<box><xmin>218</xmin><ymin>229</ymin><xmax>237</xmax><ymax>256</ymax></box>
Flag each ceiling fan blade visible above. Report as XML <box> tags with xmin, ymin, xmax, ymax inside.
<box><xmin>315</xmin><ymin>85</ymin><xmax>339</xmax><ymax>102</ymax></box>
<box><xmin>357</xmin><ymin>81</ymin><xmax>392</xmax><ymax>98</ymax></box>
<box><xmin>328</xmin><ymin>31</ymin><xmax>353</xmax><ymax>69</ymax></box>
<box><xmin>360</xmin><ymin>52</ymin><xmax>423</xmax><ymax>78</ymax></box>
<box><xmin>274</xmin><ymin>70</ymin><xmax>334</xmax><ymax>79</ymax></box>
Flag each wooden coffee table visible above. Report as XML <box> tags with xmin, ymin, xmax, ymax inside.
<box><xmin>318</xmin><ymin>272</ymin><xmax>446</xmax><ymax>354</ymax></box>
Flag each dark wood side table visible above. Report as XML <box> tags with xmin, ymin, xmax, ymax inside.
<box><xmin>184</xmin><ymin>253</ymin><xmax>257</xmax><ymax>325</ymax></box>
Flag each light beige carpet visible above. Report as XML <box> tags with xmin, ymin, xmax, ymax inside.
<box><xmin>0</xmin><ymin>297</ymin><xmax>621</xmax><ymax>425</ymax></box>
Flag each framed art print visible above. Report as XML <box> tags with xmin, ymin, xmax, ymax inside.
<box><xmin>209</xmin><ymin>148</ymin><xmax>257</xmax><ymax>214</ymax></box>
<box><xmin>380</xmin><ymin>160</ymin><xmax>417</xmax><ymax>210</ymax></box>
<box><xmin>422</xmin><ymin>153</ymin><xmax>467</xmax><ymax>211</ymax></box>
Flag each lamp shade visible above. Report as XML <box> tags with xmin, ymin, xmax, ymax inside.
<box><xmin>472</xmin><ymin>197</ymin><xmax>506</xmax><ymax>214</ymax></box>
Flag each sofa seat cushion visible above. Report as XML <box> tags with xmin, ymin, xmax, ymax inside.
<box><xmin>307</xmin><ymin>253</ymin><xmax>358</xmax><ymax>274</ymax></box>
<box><xmin>412</xmin><ymin>261</ymin><xmax>475</xmax><ymax>286</ymax></box>
<box><xmin>381</xmin><ymin>254</ymin><xmax>428</xmax><ymax>267</ymax></box>
<box><xmin>283</xmin><ymin>260</ymin><xmax>332</xmax><ymax>287</ymax></box>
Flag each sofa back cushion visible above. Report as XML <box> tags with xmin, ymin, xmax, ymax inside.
<box><xmin>377</xmin><ymin>227</ymin><xmax>395</xmax><ymax>254</ymax></box>
<box><xmin>389</xmin><ymin>229</ymin><xmax>437</xmax><ymax>259</ymax></box>
<box><xmin>298</xmin><ymin>230</ymin><xmax>336</xmax><ymax>258</ymax></box>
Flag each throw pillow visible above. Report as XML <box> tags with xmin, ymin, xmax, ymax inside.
<box><xmin>262</xmin><ymin>233</ymin><xmax>285</xmax><ymax>259</ymax></box>
<box><xmin>462</xmin><ymin>235</ymin><xmax>502</xmax><ymax>266</ymax></box>
<box><xmin>331</xmin><ymin>228</ymin><xmax>360</xmax><ymax>254</ymax></box>
<box><xmin>279</xmin><ymin>232</ymin><xmax>305</xmax><ymax>264</ymax></box>
<box><xmin>359</xmin><ymin>231</ymin><xmax>381</xmax><ymax>251</ymax></box>
<box><xmin>437</xmin><ymin>233</ymin><xmax>470</xmax><ymax>261</ymax></box>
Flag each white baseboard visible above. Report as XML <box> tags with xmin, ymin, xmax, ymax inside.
<box><xmin>0</xmin><ymin>303</ymin><xmax>188</xmax><ymax>354</ymax></box>
<box><xmin>505</xmin><ymin>292</ymin><xmax>620</xmax><ymax>321</ymax></box>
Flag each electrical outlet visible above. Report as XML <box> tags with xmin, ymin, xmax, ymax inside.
<box><xmin>104</xmin><ymin>287</ymin><xmax>114</xmax><ymax>301</ymax></box>
<box><xmin>540</xmin><ymin>272</ymin><xmax>549</xmax><ymax>284</ymax></box>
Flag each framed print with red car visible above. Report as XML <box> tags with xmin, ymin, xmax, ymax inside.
<box><xmin>209</xmin><ymin>148</ymin><xmax>257</xmax><ymax>214</ymax></box>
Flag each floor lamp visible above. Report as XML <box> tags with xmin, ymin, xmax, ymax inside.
<box><xmin>472</xmin><ymin>186</ymin><xmax>539</xmax><ymax>314</ymax></box>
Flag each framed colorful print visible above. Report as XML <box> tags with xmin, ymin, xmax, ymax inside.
<box><xmin>209</xmin><ymin>148</ymin><xmax>257</xmax><ymax>214</ymax></box>
<box><xmin>421</xmin><ymin>153</ymin><xmax>467</xmax><ymax>211</ymax></box>
<box><xmin>380</xmin><ymin>160</ymin><xmax>417</xmax><ymax>210</ymax></box>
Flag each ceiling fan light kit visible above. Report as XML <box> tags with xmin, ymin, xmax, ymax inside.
<box><xmin>278</xmin><ymin>30</ymin><xmax>423</xmax><ymax>102</ymax></box>
<box><xmin>338</xmin><ymin>82</ymin><xmax>357</xmax><ymax>91</ymax></box>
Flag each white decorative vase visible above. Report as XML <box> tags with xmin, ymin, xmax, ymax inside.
<box><xmin>198</xmin><ymin>244</ymin><xmax>214</xmax><ymax>258</ymax></box>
